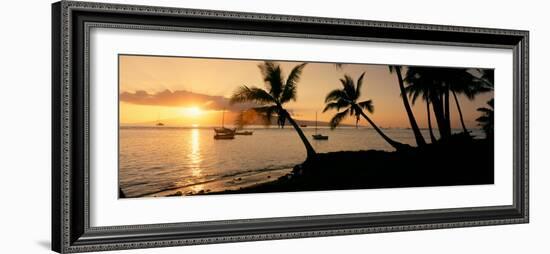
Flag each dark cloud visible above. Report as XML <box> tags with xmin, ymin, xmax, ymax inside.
<box><xmin>119</xmin><ymin>89</ymin><xmax>255</xmax><ymax>111</ymax></box>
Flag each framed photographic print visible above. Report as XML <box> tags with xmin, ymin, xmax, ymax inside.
<box><xmin>52</xmin><ymin>1</ymin><xmax>529</xmax><ymax>253</ymax></box>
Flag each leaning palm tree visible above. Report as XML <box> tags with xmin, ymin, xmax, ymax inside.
<box><xmin>389</xmin><ymin>65</ymin><xmax>426</xmax><ymax>146</ymax></box>
<box><xmin>230</xmin><ymin>61</ymin><xmax>317</xmax><ymax>160</ymax></box>
<box><xmin>324</xmin><ymin>72</ymin><xmax>407</xmax><ymax>150</ymax></box>
<box><xmin>476</xmin><ymin>98</ymin><xmax>494</xmax><ymax>139</ymax></box>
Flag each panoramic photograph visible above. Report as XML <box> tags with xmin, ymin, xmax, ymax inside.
<box><xmin>118</xmin><ymin>54</ymin><xmax>495</xmax><ymax>198</ymax></box>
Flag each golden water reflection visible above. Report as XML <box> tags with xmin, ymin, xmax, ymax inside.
<box><xmin>189</xmin><ymin>128</ymin><xmax>202</xmax><ymax>178</ymax></box>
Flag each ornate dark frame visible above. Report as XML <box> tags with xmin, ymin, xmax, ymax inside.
<box><xmin>51</xmin><ymin>1</ymin><xmax>529</xmax><ymax>253</ymax></box>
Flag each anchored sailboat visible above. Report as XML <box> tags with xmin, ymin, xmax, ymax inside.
<box><xmin>312</xmin><ymin>112</ymin><xmax>328</xmax><ymax>140</ymax></box>
<box><xmin>214</xmin><ymin>109</ymin><xmax>235</xmax><ymax>139</ymax></box>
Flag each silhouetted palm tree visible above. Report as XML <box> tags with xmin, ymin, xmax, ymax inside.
<box><xmin>476</xmin><ymin>98</ymin><xmax>494</xmax><ymax>139</ymax></box>
<box><xmin>230</xmin><ymin>61</ymin><xmax>317</xmax><ymax>160</ymax></box>
<box><xmin>389</xmin><ymin>65</ymin><xmax>426</xmax><ymax>146</ymax></box>
<box><xmin>446</xmin><ymin>69</ymin><xmax>492</xmax><ymax>134</ymax></box>
<box><xmin>477</xmin><ymin>69</ymin><xmax>495</xmax><ymax>88</ymax></box>
<box><xmin>324</xmin><ymin>72</ymin><xmax>407</xmax><ymax>150</ymax></box>
<box><xmin>405</xmin><ymin>67</ymin><xmax>450</xmax><ymax>139</ymax></box>
<box><xmin>426</xmin><ymin>100</ymin><xmax>437</xmax><ymax>143</ymax></box>
<box><xmin>404</xmin><ymin>68</ymin><xmax>446</xmax><ymax>140</ymax></box>
<box><xmin>404</xmin><ymin>67</ymin><xmax>493</xmax><ymax>138</ymax></box>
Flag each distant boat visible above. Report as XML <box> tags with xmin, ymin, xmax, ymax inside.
<box><xmin>214</xmin><ymin>127</ymin><xmax>235</xmax><ymax>134</ymax></box>
<box><xmin>312</xmin><ymin>112</ymin><xmax>329</xmax><ymax>140</ymax></box>
<box><xmin>156</xmin><ymin>112</ymin><xmax>164</xmax><ymax>126</ymax></box>
<box><xmin>235</xmin><ymin>130</ymin><xmax>253</xmax><ymax>135</ymax></box>
<box><xmin>214</xmin><ymin>133</ymin><xmax>235</xmax><ymax>140</ymax></box>
<box><xmin>312</xmin><ymin>134</ymin><xmax>328</xmax><ymax>140</ymax></box>
<box><xmin>300</xmin><ymin>124</ymin><xmax>308</xmax><ymax>127</ymax></box>
<box><xmin>214</xmin><ymin>109</ymin><xmax>235</xmax><ymax>139</ymax></box>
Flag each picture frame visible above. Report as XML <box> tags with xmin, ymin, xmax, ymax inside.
<box><xmin>51</xmin><ymin>1</ymin><xmax>529</xmax><ymax>253</ymax></box>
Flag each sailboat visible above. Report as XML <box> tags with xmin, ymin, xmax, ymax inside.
<box><xmin>214</xmin><ymin>109</ymin><xmax>235</xmax><ymax>139</ymax></box>
<box><xmin>156</xmin><ymin>112</ymin><xmax>164</xmax><ymax>126</ymax></box>
<box><xmin>312</xmin><ymin>112</ymin><xmax>328</xmax><ymax>140</ymax></box>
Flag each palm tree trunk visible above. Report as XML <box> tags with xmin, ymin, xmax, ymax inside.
<box><xmin>427</xmin><ymin>100</ymin><xmax>437</xmax><ymax>143</ymax></box>
<box><xmin>451</xmin><ymin>90</ymin><xmax>468</xmax><ymax>134</ymax></box>
<box><xmin>430</xmin><ymin>94</ymin><xmax>448</xmax><ymax>139</ymax></box>
<box><xmin>355</xmin><ymin>106</ymin><xmax>406</xmax><ymax>150</ymax></box>
<box><xmin>395</xmin><ymin>68</ymin><xmax>426</xmax><ymax>146</ymax></box>
<box><xmin>444</xmin><ymin>88</ymin><xmax>451</xmax><ymax>137</ymax></box>
<box><xmin>281</xmin><ymin>109</ymin><xmax>317</xmax><ymax>159</ymax></box>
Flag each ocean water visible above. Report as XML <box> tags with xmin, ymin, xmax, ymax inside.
<box><xmin>119</xmin><ymin>126</ymin><xmax>484</xmax><ymax>197</ymax></box>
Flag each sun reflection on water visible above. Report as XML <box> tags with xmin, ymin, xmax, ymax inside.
<box><xmin>189</xmin><ymin>128</ymin><xmax>202</xmax><ymax>178</ymax></box>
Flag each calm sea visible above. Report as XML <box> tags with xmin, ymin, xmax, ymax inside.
<box><xmin>119</xmin><ymin>126</ymin><xmax>484</xmax><ymax>197</ymax></box>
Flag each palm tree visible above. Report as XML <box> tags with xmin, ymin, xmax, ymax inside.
<box><xmin>404</xmin><ymin>67</ymin><xmax>493</xmax><ymax>138</ymax></box>
<box><xmin>230</xmin><ymin>61</ymin><xmax>317</xmax><ymax>160</ymax></box>
<box><xmin>476</xmin><ymin>98</ymin><xmax>494</xmax><ymax>139</ymax></box>
<box><xmin>477</xmin><ymin>69</ymin><xmax>495</xmax><ymax>88</ymax></box>
<box><xmin>324</xmin><ymin>72</ymin><xmax>407</xmax><ymax>150</ymax></box>
<box><xmin>404</xmin><ymin>67</ymin><xmax>450</xmax><ymax>139</ymax></box>
<box><xmin>404</xmin><ymin>69</ymin><xmax>446</xmax><ymax>140</ymax></box>
<box><xmin>426</xmin><ymin>100</ymin><xmax>437</xmax><ymax>143</ymax></box>
<box><xmin>389</xmin><ymin>65</ymin><xmax>426</xmax><ymax>146</ymax></box>
<box><xmin>446</xmin><ymin>69</ymin><xmax>492</xmax><ymax>134</ymax></box>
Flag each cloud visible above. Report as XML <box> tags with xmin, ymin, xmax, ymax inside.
<box><xmin>119</xmin><ymin>89</ymin><xmax>255</xmax><ymax>111</ymax></box>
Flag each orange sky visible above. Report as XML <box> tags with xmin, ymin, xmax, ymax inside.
<box><xmin>119</xmin><ymin>55</ymin><xmax>493</xmax><ymax>128</ymax></box>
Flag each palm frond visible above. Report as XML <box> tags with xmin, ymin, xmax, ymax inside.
<box><xmin>329</xmin><ymin>108</ymin><xmax>350</xmax><ymax>129</ymax></box>
<box><xmin>404</xmin><ymin>85</ymin><xmax>422</xmax><ymax>104</ymax></box>
<box><xmin>475</xmin><ymin>98</ymin><xmax>494</xmax><ymax>138</ymax></box>
<box><xmin>230</xmin><ymin>86</ymin><xmax>275</xmax><ymax>105</ymax></box>
<box><xmin>281</xmin><ymin>63</ymin><xmax>307</xmax><ymax>103</ymax></box>
<box><xmin>340</xmin><ymin>75</ymin><xmax>357</xmax><ymax>100</ymax></box>
<box><xmin>323</xmin><ymin>99</ymin><xmax>349</xmax><ymax>112</ymax></box>
<box><xmin>259</xmin><ymin>61</ymin><xmax>284</xmax><ymax>99</ymax></box>
<box><xmin>355</xmin><ymin>72</ymin><xmax>366</xmax><ymax>98</ymax></box>
<box><xmin>477</xmin><ymin>107</ymin><xmax>492</xmax><ymax>113</ymax></box>
<box><xmin>476</xmin><ymin>116</ymin><xmax>490</xmax><ymax>123</ymax></box>
<box><xmin>477</xmin><ymin>69</ymin><xmax>494</xmax><ymax>88</ymax></box>
<box><xmin>357</xmin><ymin>99</ymin><xmax>374</xmax><ymax>113</ymax></box>
<box><xmin>325</xmin><ymin>89</ymin><xmax>349</xmax><ymax>103</ymax></box>
<box><xmin>487</xmin><ymin>98</ymin><xmax>494</xmax><ymax>108</ymax></box>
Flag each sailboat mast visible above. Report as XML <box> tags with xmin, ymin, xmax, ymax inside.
<box><xmin>221</xmin><ymin>109</ymin><xmax>225</xmax><ymax>128</ymax></box>
<box><xmin>315</xmin><ymin>112</ymin><xmax>318</xmax><ymax>135</ymax></box>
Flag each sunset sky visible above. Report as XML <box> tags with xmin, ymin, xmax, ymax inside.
<box><xmin>119</xmin><ymin>55</ymin><xmax>493</xmax><ymax>128</ymax></box>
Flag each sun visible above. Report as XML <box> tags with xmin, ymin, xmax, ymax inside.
<box><xmin>182</xmin><ymin>106</ymin><xmax>204</xmax><ymax>117</ymax></box>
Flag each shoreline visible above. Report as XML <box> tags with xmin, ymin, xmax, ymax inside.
<box><xmin>202</xmin><ymin>135</ymin><xmax>494</xmax><ymax>195</ymax></box>
<box><xmin>139</xmin><ymin>167</ymin><xmax>293</xmax><ymax>198</ymax></box>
